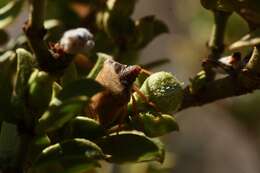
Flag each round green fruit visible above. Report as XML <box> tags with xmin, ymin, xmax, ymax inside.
<box><xmin>134</xmin><ymin>71</ymin><xmax>183</xmax><ymax>113</ymax></box>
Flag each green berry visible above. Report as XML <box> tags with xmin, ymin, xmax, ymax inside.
<box><xmin>134</xmin><ymin>71</ymin><xmax>183</xmax><ymax>113</ymax></box>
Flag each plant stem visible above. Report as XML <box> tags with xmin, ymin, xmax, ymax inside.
<box><xmin>28</xmin><ymin>0</ymin><xmax>46</xmax><ymax>31</ymax></box>
<box><xmin>203</xmin><ymin>10</ymin><xmax>231</xmax><ymax>80</ymax></box>
<box><xmin>24</xmin><ymin>0</ymin><xmax>73</xmax><ymax>73</ymax></box>
<box><xmin>208</xmin><ymin>10</ymin><xmax>231</xmax><ymax>60</ymax></box>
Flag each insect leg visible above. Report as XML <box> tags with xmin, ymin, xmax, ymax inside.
<box><xmin>132</xmin><ymin>84</ymin><xmax>161</xmax><ymax>113</ymax></box>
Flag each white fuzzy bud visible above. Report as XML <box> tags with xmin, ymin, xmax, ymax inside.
<box><xmin>60</xmin><ymin>28</ymin><xmax>95</xmax><ymax>54</ymax></box>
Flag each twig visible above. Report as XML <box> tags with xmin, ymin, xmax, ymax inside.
<box><xmin>203</xmin><ymin>10</ymin><xmax>231</xmax><ymax>80</ymax></box>
<box><xmin>179</xmin><ymin>47</ymin><xmax>260</xmax><ymax>111</ymax></box>
<box><xmin>24</xmin><ymin>0</ymin><xmax>73</xmax><ymax>73</ymax></box>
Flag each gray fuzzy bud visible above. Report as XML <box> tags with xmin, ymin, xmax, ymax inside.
<box><xmin>60</xmin><ymin>28</ymin><xmax>95</xmax><ymax>54</ymax></box>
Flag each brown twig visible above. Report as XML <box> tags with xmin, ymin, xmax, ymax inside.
<box><xmin>179</xmin><ymin>46</ymin><xmax>260</xmax><ymax>112</ymax></box>
<box><xmin>24</xmin><ymin>0</ymin><xmax>73</xmax><ymax>73</ymax></box>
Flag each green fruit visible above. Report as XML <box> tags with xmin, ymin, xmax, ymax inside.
<box><xmin>134</xmin><ymin>71</ymin><xmax>183</xmax><ymax>113</ymax></box>
<box><xmin>132</xmin><ymin>112</ymin><xmax>179</xmax><ymax>137</ymax></box>
<box><xmin>28</xmin><ymin>69</ymin><xmax>54</xmax><ymax>115</ymax></box>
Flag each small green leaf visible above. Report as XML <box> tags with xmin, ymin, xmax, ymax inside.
<box><xmin>0</xmin><ymin>0</ymin><xmax>10</xmax><ymax>8</ymax></box>
<box><xmin>0</xmin><ymin>0</ymin><xmax>25</xmax><ymax>29</ymax></box>
<box><xmin>58</xmin><ymin>79</ymin><xmax>103</xmax><ymax>101</ymax></box>
<box><xmin>28</xmin><ymin>69</ymin><xmax>54</xmax><ymax>116</ymax></box>
<box><xmin>44</xmin><ymin>19</ymin><xmax>61</xmax><ymax>30</ymax></box>
<box><xmin>189</xmin><ymin>70</ymin><xmax>207</xmax><ymax>94</ymax></box>
<box><xmin>87</xmin><ymin>53</ymin><xmax>111</xmax><ymax>79</ymax></box>
<box><xmin>0</xmin><ymin>51</ymin><xmax>15</xmax><ymax>122</ymax></box>
<box><xmin>131</xmin><ymin>112</ymin><xmax>179</xmax><ymax>137</ymax></box>
<box><xmin>12</xmin><ymin>48</ymin><xmax>34</xmax><ymax>123</ymax></box>
<box><xmin>135</xmin><ymin>16</ymin><xmax>169</xmax><ymax>49</ymax></box>
<box><xmin>65</xmin><ymin>116</ymin><xmax>105</xmax><ymax>140</ymax></box>
<box><xmin>36</xmin><ymin>98</ymin><xmax>87</xmax><ymax>133</ymax></box>
<box><xmin>28</xmin><ymin>134</ymin><xmax>51</xmax><ymax>162</ymax></box>
<box><xmin>97</xmin><ymin>131</ymin><xmax>165</xmax><ymax>163</ymax></box>
<box><xmin>34</xmin><ymin>138</ymin><xmax>105</xmax><ymax>172</ymax></box>
<box><xmin>15</xmin><ymin>48</ymin><xmax>34</xmax><ymax>97</ymax></box>
<box><xmin>229</xmin><ymin>28</ymin><xmax>260</xmax><ymax>50</ymax></box>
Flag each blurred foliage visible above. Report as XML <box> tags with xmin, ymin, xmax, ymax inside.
<box><xmin>0</xmin><ymin>0</ymin><xmax>177</xmax><ymax>173</ymax></box>
<box><xmin>0</xmin><ymin>0</ymin><xmax>260</xmax><ymax>173</ymax></box>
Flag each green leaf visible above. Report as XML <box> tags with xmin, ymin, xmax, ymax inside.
<box><xmin>34</xmin><ymin>138</ymin><xmax>105</xmax><ymax>173</ymax></box>
<box><xmin>28</xmin><ymin>134</ymin><xmax>51</xmax><ymax>162</ymax></box>
<box><xmin>87</xmin><ymin>53</ymin><xmax>112</xmax><ymax>79</ymax></box>
<box><xmin>229</xmin><ymin>28</ymin><xmax>260</xmax><ymax>50</ymax></box>
<box><xmin>44</xmin><ymin>19</ymin><xmax>61</xmax><ymax>30</ymax></box>
<box><xmin>65</xmin><ymin>116</ymin><xmax>105</xmax><ymax>140</ymax></box>
<box><xmin>0</xmin><ymin>0</ymin><xmax>25</xmax><ymax>29</ymax></box>
<box><xmin>0</xmin><ymin>51</ymin><xmax>15</xmax><ymax>122</ymax></box>
<box><xmin>15</xmin><ymin>48</ymin><xmax>34</xmax><ymax>97</ymax></box>
<box><xmin>36</xmin><ymin>98</ymin><xmax>88</xmax><ymax>133</ymax></box>
<box><xmin>135</xmin><ymin>16</ymin><xmax>169</xmax><ymax>49</ymax></box>
<box><xmin>58</xmin><ymin>79</ymin><xmax>103</xmax><ymax>101</ymax></box>
<box><xmin>189</xmin><ymin>70</ymin><xmax>207</xmax><ymax>94</ymax></box>
<box><xmin>28</xmin><ymin>69</ymin><xmax>54</xmax><ymax>116</ymax></box>
<box><xmin>97</xmin><ymin>131</ymin><xmax>165</xmax><ymax>163</ymax></box>
<box><xmin>0</xmin><ymin>0</ymin><xmax>10</xmax><ymax>8</ymax></box>
<box><xmin>131</xmin><ymin>112</ymin><xmax>179</xmax><ymax>137</ymax></box>
<box><xmin>12</xmin><ymin>48</ymin><xmax>34</xmax><ymax>123</ymax></box>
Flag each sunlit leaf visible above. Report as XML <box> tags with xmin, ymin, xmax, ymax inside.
<box><xmin>0</xmin><ymin>51</ymin><xmax>15</xmax><ymax>122</ymax></box>
<box><xmin>15</xmin><ymin>48</ymin><xmax>34</xmax><ymax>97</ymax></box>
<box><xmin>36</xmin><ymin>98</ymin><xmax>88</xmax><ymax>133</ymax></box>
<box><xmin>65</xmin><ymin>116</ymin><xmax>105</xmax><ymax>140</ymax></box>
<box><xmin>229</xmin><ymin>28</ymin><xmax>260</xmax><ymax>50</ymax></box>
<box><xmin>34</xmin><ymin>138</ymin><xmax>105</xmax><ymax>173</ymax></box>
<box><xmin>0</xmin><ymin>0</ymin><xmax>25</xmax><ymax>29</ymax></box>
<box><xmin>87</xmin><ymin>53</ymin><xmax>111</xmax><ymax>79</ymax></box>
<box><xmin>131</xmin><ymin>112</ymin><xmax>179</xmax><ymax>137</ymax></box>
<box><xmin>97</xmin><ymin>131</ymin><xmax>165</xmax><ymax>163</ymax></box>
